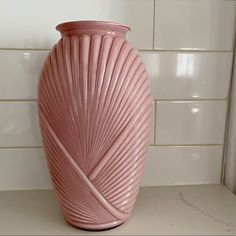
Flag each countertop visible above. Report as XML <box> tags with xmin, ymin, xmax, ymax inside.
<box><xmin>0</xmin><ymin>184</ymin><xmax>236</xmax><ymax>235</ymax></box>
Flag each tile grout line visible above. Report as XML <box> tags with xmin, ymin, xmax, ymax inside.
<box><xmin>0</xmin><ymin>144</ymin><xmax>223</xmax><ymax>149</ymax></box>
<box><xmin>0</xmin><ymin>98</ymin><xmax>228</xmax><ymax>102</ymax></box>
<box><xmin>0</xmin><ymin>146</ymin><xmax>43</xmax><ymax>149</ymax></box>
<box><xmin>154</xmin><ymin>98</ymin><xmax>227</xmax><ymax>102</ymax></box>
<box><xmin>0</xmin><ymin>48</ymin><xmax>50</xmax><ymax>51</ymax></box>
<box><xmin>149</xmin><ymin>144</ymin><xmax>223</xmax><ymax>147</ymax></box>
<box><xmin>139</xmin><ymin>49</ymin><xmax>233</xmax><ymax>53</ymax></box>
<box><xmin>152</xmin><ymin>0</ymin><xmax>156</xmax><ymax>50</ymax></box>
<box><xmin>0</xmin><ymin>48</ymin><xmax>232</xmax><ymax>53</ymax></box>
<box><xmin>0</xmin><ymin>99</ymin><xmax>37</xmax><ymax>102</ymax></box>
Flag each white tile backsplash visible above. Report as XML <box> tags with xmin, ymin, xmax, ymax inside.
<box><xmin>141</xmin><ymin>52</ymin><xmax>232</xmax><ymax>99</ymax></box>
<box><xmin>155</xmin><ymin>0</ymin><xmax>235</xmax><ymax>50</ymax></box>
<box><xmin>0</xmin><ymin>102</ymin><xmax>42</xmax><ymax>147</ymax></box>
<box><xmin>0</xmin><ymin>148</ymin><xmax>51</xmax><ymax>190</ymax></box>
<box><xmin>1</xmin><ymin>51</ymin><xmax>232</xmax><ymax>100</ymax></box>
<box><xmin>0</xmin><ymin>0</ymin><xmax>153</xmax><ymax>50</ymax></box>
<box><xmin>0</xmin><ymin>146</ymin><xmax>223</xmax><ymax>189</ymax></box>
<box><xmin>142</xmin><ymin>146</ymin><xmax>223</xmax><ymax>186</ymax></box>
<box><xmin>0</xmin><ymin>51</ymin><xmax>48</xmax><ymax>100</ymax></box>
<box><xmin>0</xmin><ymin>0</ymin><xmax>234</xmax><ymax>189</ymax></box>
<box><xmin>156</xmin><ymin>101</ymin><xmax>227</xmax><ymax>145</ymax></box>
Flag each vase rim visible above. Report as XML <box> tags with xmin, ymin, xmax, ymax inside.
<box><xmin>56</xmin><ymin>21</ymin><xmax>131</xmax><ymax>35</ymax></box>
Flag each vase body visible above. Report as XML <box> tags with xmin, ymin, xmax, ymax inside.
<box><xmin>38</xmin><ymin>21</ymin><xmax>152</xmax><ymax>230</ymax></box>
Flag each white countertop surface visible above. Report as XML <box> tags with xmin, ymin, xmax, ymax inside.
<box><xmin>0</xmin><ymin>184</ymin><xmax>236</xmax><ymax>235</ymax></box>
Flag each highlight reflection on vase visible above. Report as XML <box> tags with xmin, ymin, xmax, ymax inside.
<box><xmin>38</xmin><ymin>21</ymin><xmax>152</xmax><ymax>230</ymax></box>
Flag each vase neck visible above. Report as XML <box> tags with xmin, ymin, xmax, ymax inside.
<box><xmin>56</xmin><ymin>21</ymin><xmax>130</xmax><ymax>38</ymax></box>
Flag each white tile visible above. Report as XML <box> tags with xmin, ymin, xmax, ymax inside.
<box><xmin>0</xmin><ymin>50</ymin><xmax>48</xmax><ymax>100</ymax></box>
<box><xmin>0</xmin><ymin>0</ymin><xmax>153</xmax><ymax>50</ymax></box>
<box><xmin>0</xmin><ymin>102</ymin><xmax>42</xmax><ymax>147</ymax></box>
<box><xmin>142</xmin><ymin>145</ymin><xmax>223</xmax><ymax>186</ymax></box>
<box><xmin>0</xmin><ymin>148</ymin><xmax>51</xmax><ymax>190</ymax></box>
<box><xmin>141</xmin><ymin>52</ymin><xmax>232</xmax><ymax>99</ymax></box>
<box><xmin>155</xmin><ymin>0</ymin><xmax>235</xmax><ymax>50</ymax></box>
<box><xmin>155</xmin><ymin>101</ymin><xmax>227</xmax><ymax>145</ymax></box>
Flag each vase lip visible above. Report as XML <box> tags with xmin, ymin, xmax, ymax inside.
<box><xmin>56</xmin><ymin>20</ymin><xmax>131</xmax><ymax>36</ymax></box>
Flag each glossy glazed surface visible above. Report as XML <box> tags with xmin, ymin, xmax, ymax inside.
<box><xmin>141</xmin><ymin>52</ymin><xmax>232</xmax><ymax>99</ymax></box>
<box><xmin>38</xmin><ymin>21</ymin><xmax>152</xmax><ymax>230</ymax></box>
<box><xmin>143</xmin><ymin>146</ymin><xmax>223</xmax><ymax>186</ymax></box>
<box><xmin>155</xmin><ymin>101</ymin><xmax>226</xmax><ymax>145</ymax></box>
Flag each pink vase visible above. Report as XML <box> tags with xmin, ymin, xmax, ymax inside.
<box><xmin>38</xmin><ymin>21</ymin><xmax>152</xmax><ymax>230</ymax></box>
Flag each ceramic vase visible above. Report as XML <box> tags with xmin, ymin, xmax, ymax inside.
<box><xmin>38</xmin><ymin>21</ymin><xmax>152</xmax><ymax>230</ymax></box>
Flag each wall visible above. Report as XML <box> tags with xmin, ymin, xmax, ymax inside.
<box><xmin>0</xmin><ymin>0</ymin><xmax>235</xmax><ymax>190</ymax></box>
<box><xmin>225</xmin><ymin>43</ymin><xmax>236</xmax><ymax>194</ymax></box>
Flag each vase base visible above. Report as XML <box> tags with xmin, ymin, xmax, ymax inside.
<box><xmin>65</xmin><ymin>217</ymin><xmax>125</xmax><ymax>231</ymax></box>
